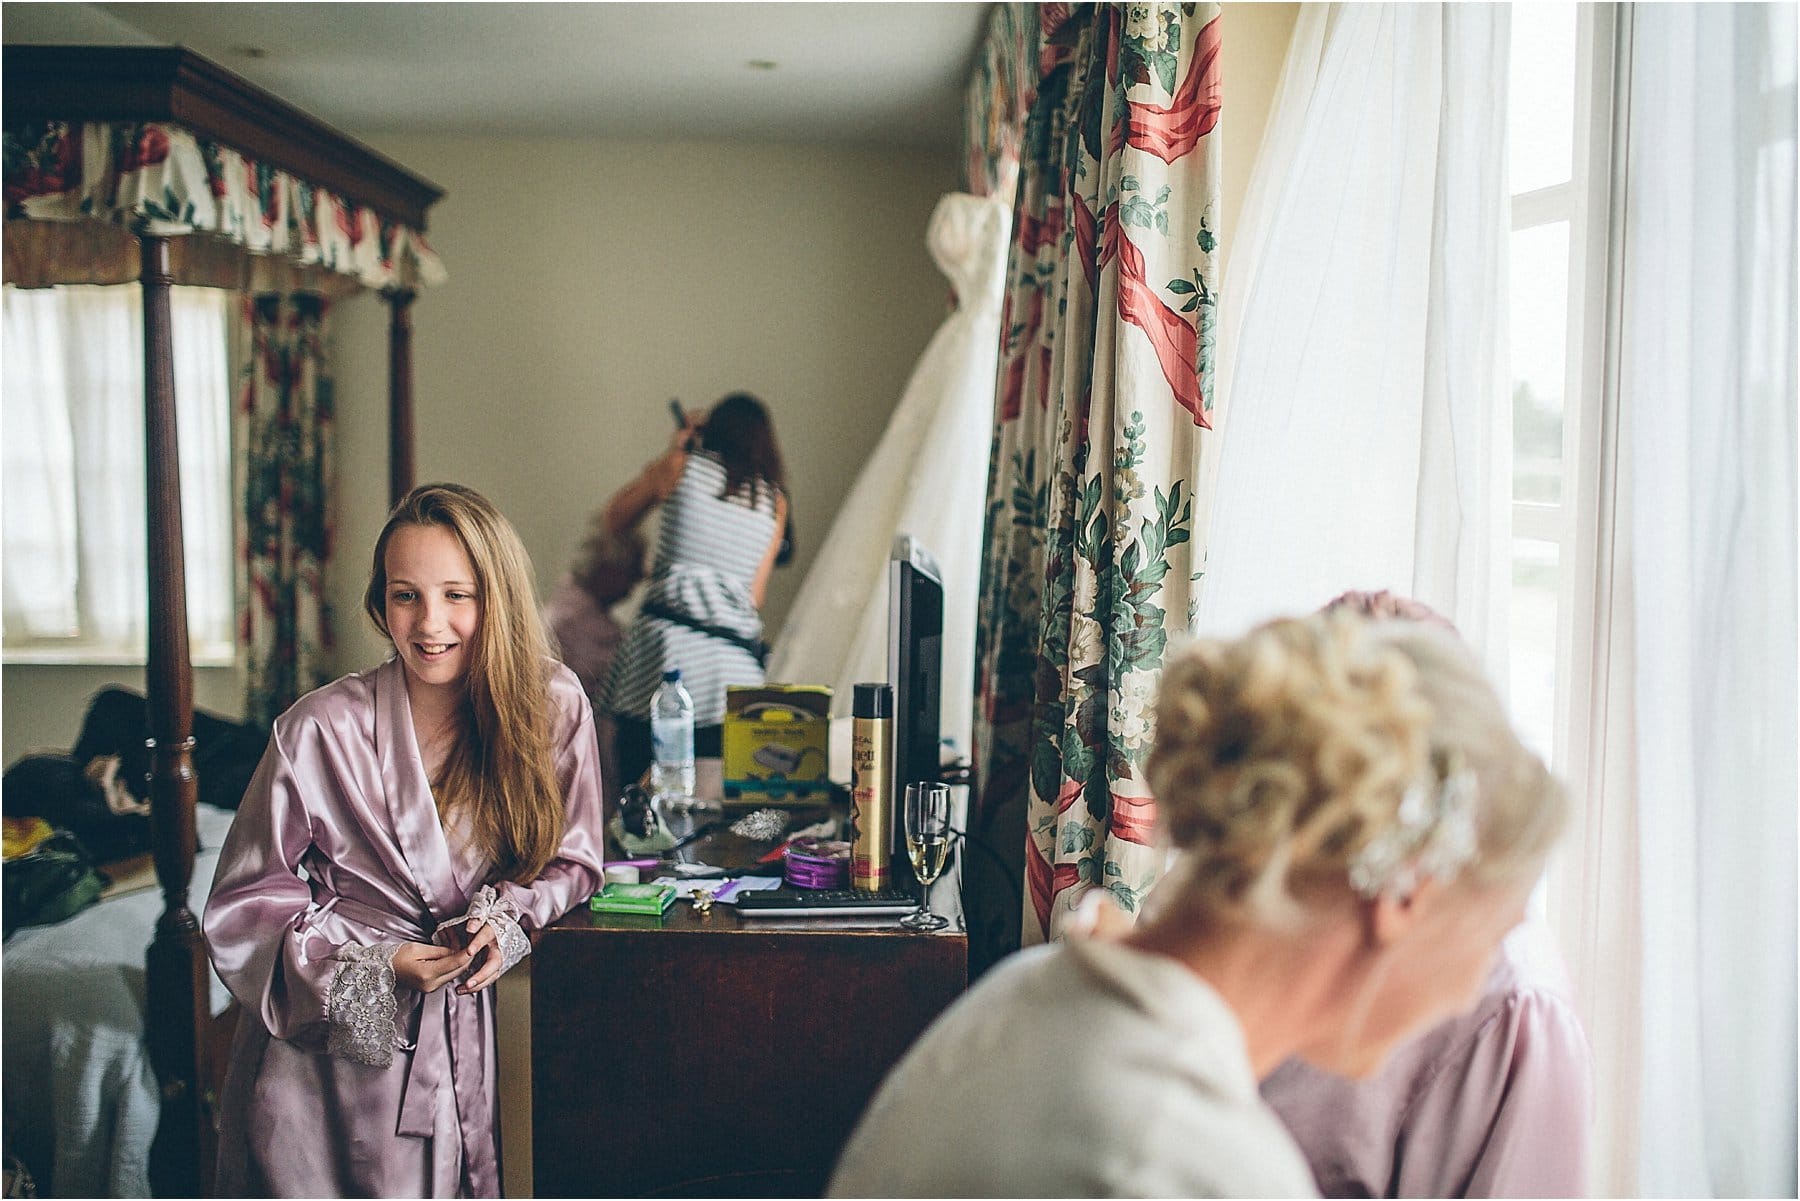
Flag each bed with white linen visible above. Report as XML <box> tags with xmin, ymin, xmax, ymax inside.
<box><xmin>2</xmin><ymin>802</ymin><xmax>236</xmax><ymax>1197</ymax></box>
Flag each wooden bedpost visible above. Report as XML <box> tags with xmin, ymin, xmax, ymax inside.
<box><xmin>139</xmin><ymin>232</ymin><xmax>215</xmax><ymax>1198</ymax></box>
<box><xmin>387</xmin><ymin>286</ymin><xmax>417</xmax><ymax>507</ymax></box>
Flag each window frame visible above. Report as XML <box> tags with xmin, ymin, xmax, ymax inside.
<box><xmin>1505</xmin><ymin>3</ymin><xmax>1620</xmax><ymax>783</ymax></box>
<box><xmin>1546</xmin><ymin>3</ymin><xmax>1622</xmax><ymax>792</ymax></box>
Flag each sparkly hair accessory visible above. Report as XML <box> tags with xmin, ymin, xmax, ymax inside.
<box><xmin>1347</xmin><ymin>753</ymin><xmax>1479</xmax><ymax>899</ymax></box>
<box><xmin>729</xmin><ymin>807</ymin><xmax>791</xmax><ymax>842</ymax></box>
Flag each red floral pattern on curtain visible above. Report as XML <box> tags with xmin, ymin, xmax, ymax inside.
<box><xmin>4</xmin><ymin>121</ymin><xmax>445</xmax><ymax>290</ymax></box>
<box><xmin>239</xmin><ymin>293</ymin><xmax>333</xmax><ymax>726</ymax></box>
<box><xmin>969</xmin><ymin>2</ymin><xmax>1224</xmax><ymax>964</ymax></box>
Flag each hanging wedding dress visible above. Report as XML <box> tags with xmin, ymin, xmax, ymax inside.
<box><xmin>767</xmin><ymin>191</ymin><xmax>1011</xmax><ymax>753</ymax></box>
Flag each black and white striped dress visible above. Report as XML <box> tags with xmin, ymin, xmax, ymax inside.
<box><xmin>600</xmin><ymin>450</ymin><xmax>779</xmax><ymax>724</ymax></box>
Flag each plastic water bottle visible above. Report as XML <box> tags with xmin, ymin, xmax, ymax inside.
<box><xmin>649</xmin><ymin>669</ymin><xmax>696</xmax><ymax>808</ymax></box>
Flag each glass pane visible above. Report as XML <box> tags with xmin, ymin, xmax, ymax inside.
<box><xmin>1</xmin><ymin>284</ymin><xmax>233</xmax><ymax>660</ymax></box>
<box><xmin>1508</xmin><ymin>2</ymin><xmax>1578</xmax><ymax>194</ymax></box>
<box><xmin>171</xmin><ymin>286</ymin><xmax>235</xmax><ymax>652</ymax></box>
<box><xmin>1510</xmin><ymin>222</ymin><xmax>1569</xmax><ymax>505</ymax></box>
<box><xmin>0</xmin><ymin>286</ymin><xmax>81</xmax><ymax>638</ymax></box>
<box><xmin>1509</xmin><ymin>536</ymin><xmax>1560</xmax><ymax>762</ymax></box>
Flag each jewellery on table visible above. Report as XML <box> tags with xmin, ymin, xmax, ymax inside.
<box><xmin>729</xmin><ymin>807</ymin><xmax>791</xmax><ymax>841</ymax></box>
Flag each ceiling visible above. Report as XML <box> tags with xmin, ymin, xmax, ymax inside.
<box><xmin>1</xmin><ymin>2</ymin><xmax>991</xmax><ymax>149</ymax></box>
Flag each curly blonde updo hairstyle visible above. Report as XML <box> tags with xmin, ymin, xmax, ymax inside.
<box><xmin>1145</xmin><ymin>612</ymin><xmax>1565</xmax><ymax>922</ymax></box>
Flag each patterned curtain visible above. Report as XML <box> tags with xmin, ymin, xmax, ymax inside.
<box><xmin>5</xmin><ymin>121</ymin><xmax>445</xmax><ymax>291</ymax></box>
<box><xmin>962</xmin><ymin>3</ymin><xmax>1039</xmax><ymax>202</ymax></box>
<box><xmin>239</xmin><ymin>292</ymin><xmax>333</xmax><ymax>726</ymax></box>
<box><xmin>968</xmin><ymin>2</ymin><xmax>1223</xmax><ymax>968</ymax></box>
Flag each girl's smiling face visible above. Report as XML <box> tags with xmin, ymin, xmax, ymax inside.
<box><xmin>383</xmin><ymin>522</ymin><xmax>481</xmax><ymax>696</ymax></box>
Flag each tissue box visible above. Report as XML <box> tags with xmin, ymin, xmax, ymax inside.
<box><xmin>722</xmin><ymin>684</ymin><xmax>832</xmax><ymax>802</ymax></box>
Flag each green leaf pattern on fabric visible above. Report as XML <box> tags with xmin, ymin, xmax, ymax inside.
<box><xmin>972</xmin><ymin>3</ymin><xmax>1224</xmax><ymax>944</ymax></box>
<box><xmin>2</xmin><ymin>121</ymin><xmax>444</xmax><ymax>290</ymax></box>
<box><xmin>240</xmin><ymin>294</ymin><xmax>335</xmax><ymax>726</ymax></box>
<box><xmin>1121</xmin><ymin>4</ymin><xmax>1185</xmax><ymax>95</ymax></box>
<box><xmin>961</xmin><ymin>4</ymin><xmax>1038</xmax><ymax>199</ymax></box>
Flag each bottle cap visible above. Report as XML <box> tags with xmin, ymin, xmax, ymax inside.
<box><xmin>662</xmin><ymin>669</ymin><xmax>681</xmax><ymax>682</ymax></box>
<box><xmin>853</xmin><ymin>682</ymin><xmax>893</xmax><ymax>719</ymax></box>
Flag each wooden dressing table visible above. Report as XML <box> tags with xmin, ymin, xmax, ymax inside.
<box><xmin>527</xmin><ymin>801</ymin><xmax>968</xmax><ymax>1197</ymax></box>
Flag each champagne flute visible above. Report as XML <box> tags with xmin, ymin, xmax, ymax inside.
<box><xmin>902</xmin><ymin>781</ymin><xmax>951</xmax><ymax>931</ymax></box>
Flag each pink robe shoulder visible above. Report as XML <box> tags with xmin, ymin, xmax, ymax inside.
<box><xmin>1261</xmin><ymin>922</ymin><xmax>1595</xmax><ymax>1198</ymax></box>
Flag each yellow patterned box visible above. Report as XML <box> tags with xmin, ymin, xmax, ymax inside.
<box><xmin>722</xmin><ymin>685</ymin><xmax>832</xmax><ymax>802</ymax></box>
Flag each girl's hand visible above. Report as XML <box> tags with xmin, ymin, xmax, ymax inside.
<box><xmin>391</xmin><ymin>940</ymin><xmax>474</xmax><ymax>994</ymax></box>
<box><xmin>451</xmin><ymin>918</ymin><xmax>505</xmax><ymax>995</ymax></box>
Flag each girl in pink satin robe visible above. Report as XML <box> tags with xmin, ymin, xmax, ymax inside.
<box><xmin>206</xmin><ymin>484</ymin><xmax>606</xmax><ymax>1198</ymax></box>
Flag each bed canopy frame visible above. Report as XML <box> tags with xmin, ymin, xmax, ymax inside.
<box><xmin>4</xmin><ymin>45</ymin><xmax>445</xmax><ymax>1196</ymax></box>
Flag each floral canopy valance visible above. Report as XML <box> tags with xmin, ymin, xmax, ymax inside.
<box><xmin>5</xmin><ymin>119</ymin><xmax>445</xmax><ymax>292</ymax></box>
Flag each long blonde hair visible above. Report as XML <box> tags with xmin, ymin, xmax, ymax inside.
<box><xmin>365</xmin><ymin>483</ymin><xmax>564</xmax><ymax>883</ymax></box>
<box><xmin>1145</xmin><ymin>612</ymin><xmax>1565</xmax><ymax>923</ymax></box>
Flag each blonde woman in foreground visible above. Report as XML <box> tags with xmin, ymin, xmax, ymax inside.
<box><xmin>829</xmin><ymin>612</ymin><xmax>1567</xmax><ymax>1198</ymax></box>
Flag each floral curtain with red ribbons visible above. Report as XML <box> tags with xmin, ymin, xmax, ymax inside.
<box><xmin>4</xmin><ymin>121</ymin><xmax>445</xmax><ymax>290</ymax></box>
<box><xmin>969</xmin><ymin>2</ymin><xmax>1223</xmax><ymax>960</ymax></box>
<box><xmin>239</xmin><ymin>293</ymin><xmax>334</xmax><ymax>727</ymax></box>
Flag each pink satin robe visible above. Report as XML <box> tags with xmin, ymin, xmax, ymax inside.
<box><xmin>1260</xmin><ymin>922</ymin><xmax>1594</xmax><ymax>1197</ymax></box>
<box><xmin>204</xmin><ymin>658</ymin><xmax>605</xmax><ymax>1197</ymax></box>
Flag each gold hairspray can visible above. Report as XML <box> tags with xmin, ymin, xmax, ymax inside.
<box><xmin>850</xmin><ymin>683</ymin><xmax>894</xmax><ymax>890</ymax></box>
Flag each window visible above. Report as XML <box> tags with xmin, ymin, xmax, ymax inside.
<box><xmin>1507</xmin><ymin>8</ymin><xmax>1799</xmax><ymax>1194</ymax></box>
<box><xmin>1504</xmin><ymin>3</ymin><xmax>1591</xmax><ymax>764</ymax></box>
<box><xmin>1</xmin><ymin>284</ymin><xmax>235</xmax><ymax>664</ymax></box>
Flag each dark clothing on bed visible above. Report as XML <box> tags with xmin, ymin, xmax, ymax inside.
<box><xmin>72</xmin><ymin>686</ymin><xmax>269</xmax><ymax>811</ymax></box>
<box><xmin>2</xmin><ymin>754</ymin><xmax>150</xmax><ymax>864</ymax></box>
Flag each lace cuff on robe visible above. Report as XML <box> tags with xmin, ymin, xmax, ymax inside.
<box><xmin>326</xmin><ymin>941</ymin><xmax>408</xmax><ymax>1067</ymax></box>
<box><xmin>436</xmin><ymin>885</ymin><xmax>531</xmax><ymax>977</ymax></box>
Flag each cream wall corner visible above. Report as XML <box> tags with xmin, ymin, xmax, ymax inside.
<box><xmin>0</xmin><ymin>662</ymin><xmax>247</xmax><ymax>765</ymax></box>
<box><xmin>1221</xmin><ymin>2</ymin><xmax>1300</xmax><ymax>278</ymax></box>
<box><xmin>326</xmin><ymin>136</ymin><xmax>958</xmax><ymax>679</ymax></box>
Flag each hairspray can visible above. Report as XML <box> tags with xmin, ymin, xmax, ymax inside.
<box><xmin>850</xmin><ymin>683</ymin><xmax>894</xmax><ymax>891</ymax></box>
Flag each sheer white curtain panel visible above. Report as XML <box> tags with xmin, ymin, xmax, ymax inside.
<box><xmin>1576</xmin><ymin>7</ymin><xmax>1800</xmax><ymax>1195</ymax></box>
<box><xmin>0</xmin><ymin>284</ymin><xmax>234</xmax><ymax>658</ymax></box>
<box><xmin>1197</xmin><ymin>3</ymin><xmax>1512</xmax><ymax>678</ymax></box>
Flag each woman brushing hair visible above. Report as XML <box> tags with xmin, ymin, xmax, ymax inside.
<box><xmin>599</xmin><ymin>391</ymin><xmax>790</xmax><ymax>790</ymax></box>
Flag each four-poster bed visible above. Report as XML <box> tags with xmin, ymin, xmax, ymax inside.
<box><xmin>3</xmin><ymin>44</ymin><xmax>445</xmax><ymax>1195</ymax></box>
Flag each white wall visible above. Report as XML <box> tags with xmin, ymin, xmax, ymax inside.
<box><xmin>1221</xmin><ymin>3</ymin><xmax>1299</xmax><ymax>276</ymax></box>
<box><xmin>325</xmin><ymin>135</ymin><xmax>959</xmax><ymax>677</ymax></box>
<box><xmin>0</xmin><ymin>662</ymin><xmax>247</xmax><ymax>763</ymax></box>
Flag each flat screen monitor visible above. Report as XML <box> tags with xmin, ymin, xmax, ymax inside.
<box><xmin>888</xmin><ymin>535</ymin><xmax>944</xmax><ymax>816</ymax></box>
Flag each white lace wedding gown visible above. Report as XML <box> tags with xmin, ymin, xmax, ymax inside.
<box><xmin>767</xmin><ymin>192</ymin><xmax>1011</xmax><ymax>753</ymax></box>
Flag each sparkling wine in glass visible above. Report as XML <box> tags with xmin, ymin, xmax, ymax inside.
<box><xmin>902</xmin><ymin>781</ymin><xmax>951</xmax><ymax>931</ymax></box>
